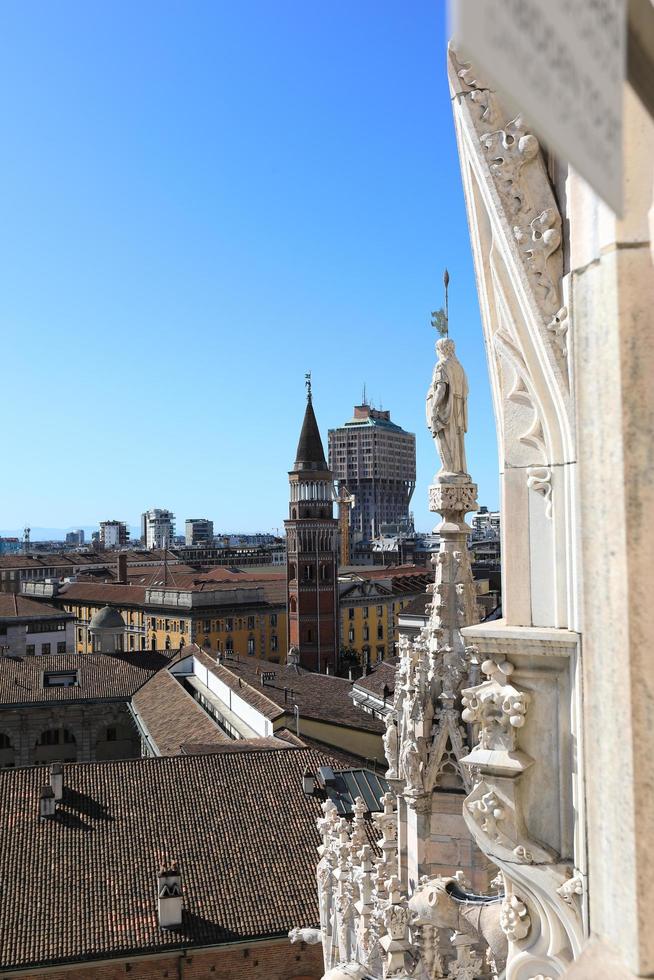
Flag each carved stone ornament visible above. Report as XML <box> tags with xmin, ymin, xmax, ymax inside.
<box><xmin>547</xmin><ymin>306</ymin><xmax>569</xmax><ymax>359</ymax></box>
<box><xmin>526</xmin><ymin>465</ymin><xmax>553</xmax><ymax>519</ymax></box>
<box><xmin>500</xmin><ymin>895</ymin><xmax>531</xmax><ymax>942</ymax></box>
<box><xmin>461</xmin><ymin>658</ymin><xmax>530</xmax><ymax>762</ymax></box>
<box><xmin>556</xmin><ymin>872</ymin><xmax>584</xmax><ymax>911</ymax></box>
<box><xmin>429</xmin><ymin>481</ymin><xmax>479</xmax><ymax>516</ymax></box>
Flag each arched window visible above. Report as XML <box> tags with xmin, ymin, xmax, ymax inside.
<box><xmin>165</xmin><ymin>635</ymin><xmax>171</xmax><ymax>650</ymax></box>
<box><xmin>151</xmin><ymin>637</ymin><xmax>156</xmax><ymax>651</ymax></box>
<box><xmin>0</xmin><ymin>733</ymin><xmax>12</xmax><ymax>749</ymax></box>
<box><xmin>291</xmin><ymin>508</ymin><xmax>297</xmax><ymax>520</ymax></box>
<box><xmin>289</xmin><ymin>563</ymin><xmax>296</xmax><ymax>581</ymax></box>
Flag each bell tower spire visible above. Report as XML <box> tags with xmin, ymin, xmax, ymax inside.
<box><xmin>284</xmin><ymin>379</ymin><xmax>339</xmax><ymax>673</ymax></box>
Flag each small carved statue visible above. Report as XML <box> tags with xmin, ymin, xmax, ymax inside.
<box><xmin>426</xmin><ymin>338</ymin><xmax>469</xmax><ymax>477</ymax></box>
<box><xmin>400</xmin><ymin>734</ymin><xmax>423</xmax><ymax>793</ymax></box>
<box><xmin>383</xmin><ymin>714</ymin><xmax>399</xmax><ymax>778</ymax></box>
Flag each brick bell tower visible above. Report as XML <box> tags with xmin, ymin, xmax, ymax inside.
<box><xmin>284</xmin><ymin>377</ymin><xmax>339</xmax><ymax>673</ymax></box>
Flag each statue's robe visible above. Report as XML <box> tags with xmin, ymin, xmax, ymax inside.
<box><xmin>426</xmin><ymin>355</ymin><xmax>469</xmax><ymax>475</ymax></box>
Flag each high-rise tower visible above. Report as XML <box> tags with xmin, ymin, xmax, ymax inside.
<box><xmin>284</xmin><ymin>382</ymin><xmax>339</xmax><ymax>673</ymax></box>
<box><xmin>328</xmin><ymin>403</ymin><xmax>416</xmax><ymax>544</ymax></box>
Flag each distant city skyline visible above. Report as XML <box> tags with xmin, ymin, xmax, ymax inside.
<box><xmin>1</xmin><ymin>1</ymin><xmax>499</xmax><ymax>531</ymax></box>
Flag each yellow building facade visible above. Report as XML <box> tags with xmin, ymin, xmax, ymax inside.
<box><xmin>57</xmin><ymin>584</ymin><xmax>287</xmax><ymax>662</ymax></box>
<box><xmin>338</xmin><ymin>568</ymin><xmax>432</xmax><ymax>664</ymax></box>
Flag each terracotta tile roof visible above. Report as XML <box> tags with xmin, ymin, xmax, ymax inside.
<box><xmin>58</xmin><ymin>582</ymin><xmax>147</xmax><ymax>605</ymax></box>
<box><xmin>353</xmin><ymin>660</ymin><xmax>397</xmax><ymax>699</ymax></box>
<box><xmin>188</xmin><ymin>646</ymin><xmax>385</xmax><ymax>735</ymax></box>
<box><xmin>132</xmin><ymin>670</ymin><xmax>231</xmax><ymax>755</ymax></box>
<box><xmin>180</xmin><ymin>735</ymin><xmax>293</xmax><ymax>755</ymax></box>
<box><xmin>57</xmin><ymin>577</ymin><xmax>285</xmax><ymax>608</ymax></box>
<box><xmin>0</xmin><ymin>595</ymin><xmax>73</xmax><ymax>620</ymax></box>
<box><xmin>398</xmin><ymin>593</ymin><xmax>430</xmax><ymax>617</ymax></box>
<box><xmin>0</xmin><ymin>652</ymin><xmax>173</xmax><ymax>707</ymax></box>
<box><xmin>0</xmin><ymin>747</ymin><xmax>367</xmax><ymax>968</ymax></box>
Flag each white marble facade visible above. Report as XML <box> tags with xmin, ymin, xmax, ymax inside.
<box><xmin>308</xmin><ymin>39</ymin><xmax>654</xmax><ymax>980</ymax></box>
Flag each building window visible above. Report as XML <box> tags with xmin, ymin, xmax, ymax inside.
<box><xmin>306</xmin><ymin>628</ymin><xmax>313</xmax><ymax>643</ymax></box>
<box><xmin>40</xmin><ymin>643</ymin><xmax>51</xmax><ymax>656</ymax></box>
<box><xmin>270</xmin><ymin>613</ymin><xmax>277</xmax><ymax>627</ymax></box>
<box><xmin>363</xmin><ymin>606</ymin><xmax>369</xmax><ymax>618</ymax></box>
<box><xmin>376</xmin><ymin>646</ymin><xmax>384</xmax><ymax>661</ymax></box>
<box><xmin>363</xmin><ymin>626</ymin><xmax>369</xmax><ymax>641</ymax></box>
<box><xmin>106</xmin><ymin>727</ymin><xmax>117</xmax><ymax>742</ymax></box>
<box><xmin>226</xmin><ymin>638</ymin><xmax>233</xmax><ymax>652</ymax></box>
<box><xmin>57</xmin><ymin>642</ymin><xmax>66</xmax><ymax>654</ymax></box>
<box><xmin>37</xmin><ymin>728</ymin><xmax>76</xmax><ymax>746</ymax></box>
<box><xmin>226</xmin><ymin>618</ymin><xmax>233</xmax><ymax>631</ymax></box>
<box><xmin>203</xmin><ymin>620</ymin><xmax>211</xmax><ymax>632</ymax></box>
<box><xmin>247</xmin><ymin>616</ymin><xmax>255</xmax><ymax>630</ymax></box>
<box><xmin>77</xmin><ymin>629</ymin><xmax>82</xmax><ymax>642</ymax></box>
<box><xmin>180</xmin><ymin>621</ymin><xmax>186</xmax><ymax>633</ymax></box>
<box><xmin>271</xmin><ymin>635</ymin><xmax>278</xmax><ymax>652</ymax></box>
<box><xmin>150</xmin><ymin>617</ymin><xmax>156</xmax><ymax>629</ymax></box>
<box><xmin>348</xmin><ymin>629</ymin><xmax>354</xmax><ymax>643</ymax></box>
<box><xmin>43</xmin><ymin>671</ymin><xmax>77</xmax><ymax>688</ymax></box>
<box><xmin>348</xmin><ymin>607</ymin><xmax>354</xmax><ymax>620</ymax></box>
<box><xmin>376</xmin><ymin>605</ymin><xmax>383</xmax><ymax>616</ymax></box>
<box><xmin>26</xmin><ymin>645</ymin><xmax>35</xmax><ymax>656</ymax></box>
<box><xmin>247</xmin><ymin>638</ymin><xmax>255</xmax><ymax>655</ymax></box>
<box><xmin>377</xmin><ymin>624</ymin><xmax>383</xmax><ymax>640</ymax></box>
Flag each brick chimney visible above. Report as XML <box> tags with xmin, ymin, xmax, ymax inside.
<box><xmin>39</xmin><ymin>785</ymin><xmax>56</xmax><ymax>820</ymax></box>
<box><xmin>50</xmin><ymin>762</ymin><xmax>63</xmax><ymax>801</ymax></box>
<box><xmin>117</xmin><ymin>553</ymin><xmax>128</xmax><ymax>585</ymax></box>
<box><xmin>157</xmin><ymin>862</ymin><xmax>183</xmax><ymax>928</ymax></box>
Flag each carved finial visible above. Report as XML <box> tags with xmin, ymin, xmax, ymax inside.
<box><xmin>305</xmin><ymin>371</ymin><xmax>312</xmax><ymax>400</ymax></box>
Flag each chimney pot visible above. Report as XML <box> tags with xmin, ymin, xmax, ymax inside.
<box><xmin>50</xmin><ymin>762</ymin><xmax>63</xmax><ymax>801</ymax></box>
<box><xmin>39</xmin><ymin>784</ymin><xmax>56</xmax><ymax>819</ymax></box>
<box><xmin>157</xmin><ymin>862</ymin><xmax>183</xmax><ymax>929</ymax></box>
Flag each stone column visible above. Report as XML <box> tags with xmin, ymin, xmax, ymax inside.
<box><xmin>566</xmin><ymin>82</ymin><xmax>654</xmax><ymax>980</ymax></box>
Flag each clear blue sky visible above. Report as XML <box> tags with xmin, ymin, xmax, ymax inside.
<box><xmin>0</xmin><ymin>0</ymin><xmax>498</xmax><ymax>536</ymax></box>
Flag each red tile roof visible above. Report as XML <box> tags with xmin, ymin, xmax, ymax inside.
<box><xmin>0</xmin><ymin>747</ymin><xmax>366</xmax><ymax>968</ymax></box>
<box><xmin>0</xmin><ymin>652</ymin><xmax>173</xmax><ymax>707</ymax></box>
<box><xmin>132</xmin><ymin>670</ymin><xmax>231</xmax><ymax>755</ymax></box>
<box><xmin>188</xmin><ymin>646</ymin><xmax>384</xmax><ymax>735</ymax></box>
<box><xmin>0</xmin><ymin>595</ymin><xmax>73</xmax><ymax>620</ymax></box>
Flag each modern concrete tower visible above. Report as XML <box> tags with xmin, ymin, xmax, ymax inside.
<box><xmin>328</xmin><ymin>403</ymin><xmax>416</xmax><ymax>544</ymax></box>
<box><xmin>284</xmin><ymin>384</ymin><xmax>339</xmax><ymax>673</ymax></box>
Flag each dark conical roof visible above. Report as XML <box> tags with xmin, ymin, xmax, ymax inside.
<box><xmin>294</xmin><ymin>395</ymin><xmax>328</xmax><ymax>471</ymax></box>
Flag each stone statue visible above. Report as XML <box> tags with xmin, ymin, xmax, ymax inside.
<box><xmin>400</xmin><ymin>734</ymin><xmax>423</xmax><ymax>794</ymax></box>
<box><xmin>383</xmin><ymin>714</ymin><xmax>399</xmax><ymax>778</ymax></box>
<box><xmin>426</xmin><ymin>338</ymin><xmax>469</xmax><ymax>477</ymax></box>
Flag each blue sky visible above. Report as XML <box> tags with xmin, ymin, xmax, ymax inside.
<box><xmin>0</xmin><ymin>0</ymin><xmax>498</xmax><ymax>536</ymax></box>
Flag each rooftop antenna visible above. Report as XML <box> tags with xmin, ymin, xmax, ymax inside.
<box><xmin>305</xmin><ymin>371</ymin><xmax>312</xmax><ymax>401</ymax></box>
<box><xmin>431</xmin><ymin>268</ymin><xmax>450</xmax><ymax>338</ymax></box>
<box><xmin>362</xmin><ymin>383</ymin><xmax>367</xmax><ymax>406</ymax></box>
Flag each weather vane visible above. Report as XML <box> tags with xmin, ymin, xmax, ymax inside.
<box><xmin>305</xmin><ymin>371</ymin><xmax>312</xmax><ymax>399</ymax></box>
<box><xmin>430</xmin><ymin>268</ymin><xmax>450</xmax><ymax>338</ymax></box>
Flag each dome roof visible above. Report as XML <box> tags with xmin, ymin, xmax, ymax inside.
<box><xmin>89</xmin><ymin>605</ymin><xmax>125</xmax><ymax>631</ymax></box>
